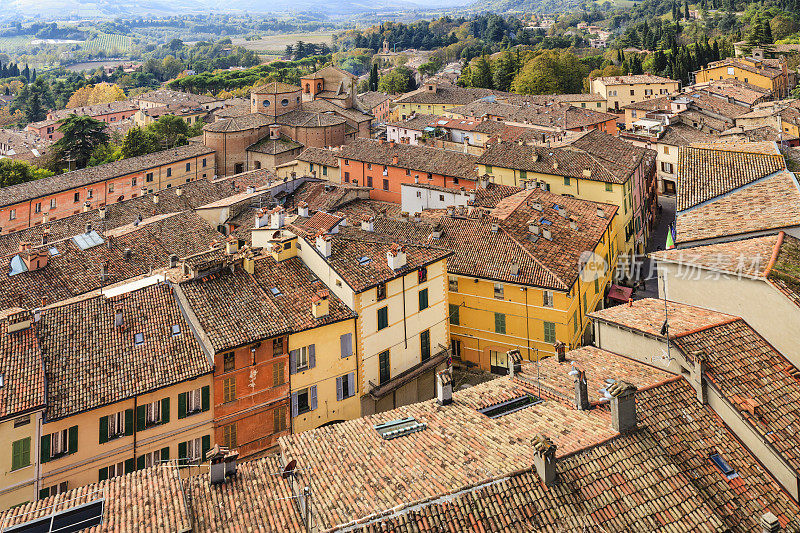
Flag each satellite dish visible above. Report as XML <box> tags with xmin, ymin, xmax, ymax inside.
<box><xmin>282</xmin><ymin>459</ymin><xmax>297</xmax><ymax>479</ymax></box>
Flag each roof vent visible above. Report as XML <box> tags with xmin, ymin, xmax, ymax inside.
<box><xmin>582</xmin><ymin>168</ymin><xmax>591</xmax><ymax>178</ymax></box>
<box><xmin>176</xmin><ymin>186</ymin><xmax>183</xmax><ymax>197</ymax></box>
<box><xmin>761</xmin><ymin>512</ymin><xmax>780</xmax><ymax>533</ymax></box>
<box><xmin>608</xmin><ymin>380</ymin><xmax>638</xmax><ymax>433</ymax></box>
<box><xmin>528</xmin><ymin>220</ymin><xmax>540</xmax><ymax>235</ymax></box>
<box><xmin>99</xmin><ymin>206</ymin><xmax>107</xmax><ymax>219</ymax></box>
<box><xmin>208</xmin><ymin>445</ymin><xmax>239</xmax><ymax>484</ymax></box>
<box><xmin>531</xmin><ymin>201</ymin><xmax>542</xmax><ymax>211</ymax></box>
<box><xmin>153</xmin><ymin>193</ymin><xmax>159</xmax><ymax>204</ymax></box>
<box><xmin>542</xmin><ymin>228</ymin><xmax>552</xmax><ymax>241</ymax></box>
<box><xmin>374</xmin><ymin>417</ymin><xmax>427</xmax><ymax>440</ymax></box>
<box><xmin>569</xmin><ymin>218</ymin><xmax>578</xmax><ymax>230</ymax></box>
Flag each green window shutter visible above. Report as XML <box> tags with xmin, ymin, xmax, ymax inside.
<box><xmin>495</xmin><ymin>313</ymin><xmax>506</xmax><ymax>334</ymax></box>
<box><xmin>68</xmin><ymin>426</ymin><xmax>78</xmax><ymax>455</ymax></box>
<box><xmin>40</xmin><ymin>434</ymin><xmax>51</xmax><ymax>463</ymax></box>
<box><xmin>137</xmin><ymin>455</ymin><xmax>145</xmax><ymax>470</ymax></box>
<box><xmin>377</xmin><ymin>307</ymin><xmax>388</xmax><ymax>330</ymax></box>
<box><xmin>12</xmin><ymin>438</ymin><xmax>30</xmax><ymax>471</ymax></box>
<box><xmin>136</xmin><ymin>405</ymin><xmax>145</xmax><ymax>431</ymax></box>
<box><xmin>39</xmin><ymin>488</ymin><xmax>49</xmax><ymax>500</ymax></box>
<box><xmin>161</xmin><ymin>398</ymin><xmax>170</xmax><ymax>425</ymax></box>
<box><xmin>201</xmin><ymin>435</ymin><xmax>211</xmax><ymax>462</ymax></box>
<box><xmin>99</xmin><ymin>415</ymin><xmax>108</xmax><ymax>444</ymax></box>
<box><xmin>124</xmin><ymin>458</ymin><xmax>135</xmax><ymax>474</ymax></box>
<box><xmin>178</xmin><ymin>441</ymin><xmax>187</xmax><ymax>464</ymax></box>
<box><xmin>178</xmin><ymin>392</ymin><xmax>187</xmax><ymax>419</ymax></box>
<box><xmin>98</xmin><ymin>467</ymin><xmax>108</xmax><ymax>482</ymax></box>
<box><xmin>418</xmin><ymin>289</ymin><xmax>428</xmax><ymax>311</ymax></box>
<box><xmin>449</xmin><ymin>304</ymin><xmax>459</xmax><ymax>325</ymax></box>
<box><xmin>124</xmin><ymin>409</ymin><xmax>133</xmax><ymax>436</ymax></box>
<box><xmin>161</xmin><ymin>447</ymin><xmax>170</xmax><ymax>461</ymax></box>
<box><xmin>201</xmin><ymin>385</ymin><xmax>210</xmax><ymax>412</ymax></box>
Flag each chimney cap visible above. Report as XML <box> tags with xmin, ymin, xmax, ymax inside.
<box><xmin>531</xmin><ymin>434</ymin><xmax>556</xmax><ymax>455</ymax></box>
<box><xmin>607</xmin><ymin>380</ymin><xmax>637</xmax><ymax>397</ymax></box>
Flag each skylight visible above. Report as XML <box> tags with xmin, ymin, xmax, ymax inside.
<box><xmin>358</xmin><ymin>256</ymin><xmax>371</xmax><ymax>266</ymax></box>
<box><xmin>72</xmin><ymin>230</ymin><xmax>104</xmax><ymax>250</ymax></box>
<box><xmin>171</xmin><ymin>325</ymin><xmax>181</xmax><ymax>336</ymax></box>
<box><xmin>48</xmin><ymin>247</ymin><xmax>59</xmax><ymax>256</ymax></box>
<box><xmin>478</xmin><ymin>394</ymin><xmax>542</xmax><ymax>419</ymax></box>
<box><xmin>539</xmin><ymin>217</ymin><xmax>552</xmax><ymax>225</ymax></box>
<box><xmin>7</xmin><ymin>497</ymin><xmax>104</xmax><ymax>533</ymax></box>
<box><xmin>134</xmin><ymin>333</ymin><xmax>144</xmax><ymax>346</ymax></box>
<box><xmin>374</xmin><ymin>417</ymin><xmax>427</xmax><ymax>440</ymax></box>
<box><xmin>710</xmin><ymin>453</ymin><xmax>738</xmax><ymax>479</ymax></box>
<box><xmin>8</xmin><ymin>255</ymin><xmax>28</xmax><ymax>276</ymax></box>
<box><xmin>270</xmin><ymin>287</ymin><xmax>282</xmax><ymax>296</ymax></box>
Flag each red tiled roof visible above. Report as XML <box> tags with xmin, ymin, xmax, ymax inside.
<box><xmin>0</xmin><ymin>315</ymin><xmax>45</xmax><ymax>420</ymax></box>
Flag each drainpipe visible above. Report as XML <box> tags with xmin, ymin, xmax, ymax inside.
<box><xmin>132</xmin><ymin>396</ymin><xmax>138</xmax><ymax>468</ymax></box>
<box><xmin>402</xmin><ymin>274</ymin><xmax>408</xmax><ymax>348</ymax></box>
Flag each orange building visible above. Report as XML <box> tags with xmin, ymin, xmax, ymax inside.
<box><xmin>336</xmin><ymin>138</ymin><xmax>479</xmax><ymax>204</ymax></box>
<box><xmin>26</xmin><ymin>102</ymin><xmax>139</xmax><ymax>141</ymax></box>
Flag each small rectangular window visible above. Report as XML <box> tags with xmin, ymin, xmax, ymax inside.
<box><xmin>383</xmin><ymin>179</ymin><xmax>389</xmax><ymax>191</ymax></box>
<box><xmin>171</xmin><ymin>324</ymin><xmax>181</xmax><ymax>336</ymax></box>
<box><xmin>544</xmin><ymin>321</ymin><xmax>556</xmax><ymax>344</ymax></box>
<box><xmin>273</xmin><ymin>337</ymin><xmax>284</xmax><ymax>356</ymax></box>
<box><xmin>134</xmin><ymin>332</ymin><xmax>144</xmax><ymax>346</ymax></box>
<box><xmin>223</xmin><ymin>423</ymin><xmax>237</xmax><ymax>448</ymax></box>
<box><xmin>495</xmin><ymin>313</ymin><xmax>506</xmax><ymax>334</ymax></box>
<box><xmin>448</xmin><ymin>276</ymin><xmax>458</xmax><ymax>292</ymax></box>
<box><xmin>166</xmin><ymin>168</ymin><xmax>172</xmax><ymax>177</ymax></box>
<box><xmin>379</xmin><ymin>350</ymin><xmax>390</xmax><ymax>384</ymax></box>
<box><xmin>418</xmin><ymin>288</ymin><xmax>429</xmax><ymax>311</ymax></box>
<box><xmin>449</xmin><ymin>304</ymin><xmax>460</xmax><ymax>325</ymax></box>
<box><xmin>73</xmin><ymin>192</ymin><xmax>80</xmax><ymax>203</ymax></box>
<box><xmin>420</xmin><ymin>329</ymin><xmax>430</xmax><ymax>362</ymax></box>
<box><xmin>605</xmin><ymin>182</ymin><xmax>613</xmax><ymax>192</ymax></box>
<box><xmin>223</xmin><ymin>377</ymin><xmax>236</xmax><ymax>403</ymax></box>
<box><xmin>377</xmin><ymin>283</ymin><xmax>386</xmax><ymax>301</ymax></box>
<box><xmin>273</xmin><ymin>361</ymin><xmax>285</xmax><ymax>387</ymax></box>
<box><xmin>186</xmin><ymin>163</ymin><xmax>191</xmax><ymax>172</ymax></box>
<box><xmin>223</xmin><ymin>352</ymin><xmax>235</xmax><ymax>372</ymax></box>
<box><xmin>494</xmin><ymin>283</ymin><xmax>504</xmax><ymax>299</ymax></box>
<box><xmin>543</xmin><ymin>290</ymin><xmax>554</xmax><ymax>308</ymax></box>
<box><xmin>377</xmin><ymin>306</ymin><xmax>388</xmax><ymax>330</ymax></box>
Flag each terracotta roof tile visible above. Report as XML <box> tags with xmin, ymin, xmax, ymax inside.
<box><xmin>0</xmin><ymin>313</ymin><xmax>45</xmax><ymax>420</ymax></box>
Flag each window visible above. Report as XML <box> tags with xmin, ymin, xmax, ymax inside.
<box><xmin>223</xmin><ymin>423</ymin><xmax>237</xmax><ymax>448</ymax></box>
<box><xmin>274</xmin><ymin>407</ymin><xmax>288</xmax><ymax>432</ymax></box>
<box><xmin>478</xmin><ymin>394</ymin><xmax>540</xmax><ymax>418</ymax></box>
<box><xmin>145</xmin><ymin>400</ymin><xmax>162</xmax><ymax>425</ymax></box>
<box><xmin>171</xmin><ymin>324</ymin><xmax>181</xmax><ymax>337</ymax></box>
<box><xmin>583</xmin><ymin>292</ymin><xmax>588</xmax><ymax>313</ymax></box>
<box><xmin>186</xmin><ymin>388</ymin><xmax>202</xmax><ymax>413</ymax></box>
<box><xmin>344</xmin><ymin>171</ymin><xmax>350</xmax><ymax>182</ymax></box>
<box><xmin>183</xmin><ymin>437</ymin><xmax>203</xmax><ymax>464</ymax></box>
<box><xmin>202</xmin><ymin>158</ymin><xmax>207</xmax><ymax>168</ymax></box>
<box><xmin>340</xmin><ymin>333</ymin><xmax>353</xmax><ymax>358</ymax></box>
<box><xmin>377</xmin><ymin>283</ymin><xmax>386</xmax><ymax>301</ymax></box>
<box><xmin>105</xmin><ymin>461</ymin><xmax>126</xmax><ymax>479</ymax></box>
<box><xmin>9</xmin><ymin>209</ymin><xmax>15</xmax><ymax>220</ymax></box>
<box><xmin>166</xmin><ymin>168</ymin><xmax>172</xmax><ymax>177</ymax></box>
<box><xmin>367</xmin><ymin>176</ymin><xmax>373</xmax><ymax>187</ymax></box>
<box><xmin>419</xmin><ymin>288</ymin><xmax>429</xmax><ymax>311</ymax></box>
<box><xmin>374</xmin><ymin>417</ymin><xmax>427</xmax><ymax>440</ymax></box>
<box><xmin>146</xmin><ymin>172</ymin><xmax>154</xmax><ymax>183</ymax></box>
<box><xmin>495</xmin><ymin>313</ymin><xmax>506</xmax><ymax>334</ymax></box>
<box><xmin>34</xmin><ymin>202</ymin><xmax>41</xmax><ymax>213</ymax></box>
<box><xmin>710</xmin><ymin>453</ymin><xmax>738</xmax><ymax>479</ymax></box>
<box><xmin>377</xmin><ymin>306</ymin><xmax>388</xmax><ymax>330</ymax></box>
<box><xmin>418</xmin><ymin>266</ymin><xmax>427</xmax><ymax>283</ymax></box>
<box><xmin>322</xmin><ymin>166</ymin><xmax>327</xmax><ymax>176</ymax></box>
<box><xmin>297</xmin><ymin>345</ymin><xmax>310</xmax><ymax>371</ymax></box>
<box><xmin>337</xmin><ymin>372</ymin><xmax>356</xmax><ymax>400</ymax></box>
<box><xmin>629</xmin><ymin>89</ymin><xmax>635</xmax><ymax>96</ymax></box>
<box><xmin>103</xmin><ymin>411</ymin><xmax>127</xmax><ymax>441</ymax></box>
<box><xmin>131</xmin><ymin>177</ymin><xmax>137</xmax><ymax>187</ymax></box>
<box><xmin>42</xmin><ymin>426</ymin><xmax>77</xmax><ymax>461</ymax></box>
<box><xmin>490</xmin><ymin>350</ymin><xmax>507</xmax><ymax>374</ymax></box>
<box><xmin>294</xmin><ymin>387</ymin><xmax>314</xmax><ymax>415</ymax></box>
<box><xmin>448</xmin><ymin>276</ymin><xmax>458</xmax><ymax>291</ymax></box>
<box><xmin>494</xmin><ymin>283</ymin><xmax>504</xmax><ymax>299</ymax></box>
<box><xmin>73</xmin><ymin>192</ymin><xmax>80</xmax><ymax>203</ymax></box>
<box><xmin>281</xmin><ymin>98</ymin><xmax>289</xmax><ymax>106</ymax></box>
<box><xmin>663</xmin><ymin>146</ymin><xmax>669</xmax><ymax>155</ymax></box>
<box><xmin>379</xmin><ymin>350</ymin><xmax>390</xmax><ymax>384</ymax></box>
<box><xmin>605</xmin><ymin>182</ymin><xmax>613</xmax><ymax>192</ymax></box>
<box><xmin>383</xmin><ymin>179</ymin><xmax>389</xmax><ymax>191</ymax></box>
<box><xmin>573</xmin><ymin>310</ymin><xmax>579</xmax><ymax>334</ymax></box>
<box><xmin>223</xmin><ymin>352</ymin><xmax>235</xmax><ymax>372</ymax></box>
<box><xmin>134</xmin><ymin>332</ymin><xmax>144</xmax><ymax>346</ymax></box>
<box><xmin>485</xmin><ymin>165</ymin><xmax>493</xmax><ymax>173</ymax></box>
<box><xmin>563</xmin><ymin>176</ymin><xmax>570</xmax><ymax>186</ymax></box>
<box><xmin>544</xmin><ymin>321</ymin><xmax>556</xmax><ymax>343</ymax></box>
<box><xmin>273</xmin><ymin>360</ymin><xmax>285</xmax><ymax>386</ymax></box>
<box><xmin>594</xmin><ymin>277</ymin><xmax>600</xmax><ymax>294</ymax></box>
<box><xmin>367</xmin><ymin>163</ymin><xmax>372</xmax><ymax>170</ymax></box>
<box><xmin>449</xmin><ymin>304</ymin><xmax>460</xmax><ymax>325</ymax></box>
<box><xmin>543</xmin><ymin>290</ymin><xmax>554</xmax><ymax>308</ymax></box>
<box><xmin>661</xmin><ymin>161</ymin><xmax>674</xmax><ymax>173</ymax></box>
<box><xmin>50</xmin><ymin>198</ymin><xmax>57</xmax><ymax>209</ymax></box>
<box><xmin>344</xmin><ymin>159</ymin><xmax>349</xmax><ymax>166</ymax></box>
<box><xmin>420</xmin><ymin>329</ymin><xmax>430</xmax><ymax>361</ymax></box>
<box><xmin>223</xmin><ymin>377</ymin><xmax>236</xmax><ymax>403</ymax></box>
<box><xmin>12</xmin><ymin>438</ymin><xmax>30</xmax><ymax>471</ymax></box>
<box><xmin>39</xmin><ymin>482</ymin><xmax>68</xmax><ymax>500</ymax></box>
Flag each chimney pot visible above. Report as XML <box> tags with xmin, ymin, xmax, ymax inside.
<box><xmin>386</xmin><ymin>243</ymin><xmax>407</xmax><ymax>270</ymax></box>
<box><xmin>436</xmin><ymin>368</ymin><xmax>453</xmax><ymax>405</ymax></box>
<box><xmin>555</xmin><ymin>341</ymin><xmax>566</xmax><ymax>362</ymax></box>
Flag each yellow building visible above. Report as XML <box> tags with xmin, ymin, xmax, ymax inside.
<box><xmin>0</xmin><ymin>283</ymin><xmax>215</xmax><ymax>510</ymax></box>
<box><xmin>694</xmin><ymin>56</ymin><xmax>789</xmax><ymax>98</ymax></box>
<box><xmin>476</xmin><ymin>130</ymin><xmax>657</xmax><ymax>257</ymax></box>
<box><xmin>133</xmin><ymin>105</ymin><xmax>208</xmax><ymax>128</ymax></box>
<box><xmin>590</xmin><ymin>74</ymin><xmax>679</xmax><ymax>112</ymax></box>
<box><xmin>392</xmin><ymin>82</ymin><xmax>500</xmax><ymax>121</ymax></box>
<box><xmin>286</xmin><ymin>211</ymin><xmax>452</xmax><ymax>416</ymax></box>
<box><xmin>276</xmin><ymin>147</ymin><xmax>340</xmax><ymax>181</ymax></box>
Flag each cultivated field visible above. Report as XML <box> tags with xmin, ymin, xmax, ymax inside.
<box><xmin>233</xmin><ymin>32</ymin><xmax>334</xmax><ymax>54</ymax></box>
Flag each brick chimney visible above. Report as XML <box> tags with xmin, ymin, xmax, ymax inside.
<box><xmin>531</xmin><ymin>435</ymin><xmax>557</xmax><ymax>487</ymax></box>
<box><xmin>225</xmin><ymin>236</ymin><xmax>240</xmax><ymax>256</ymax></box>
<box><xmin>569</xmin><ymin>364</ymin><xmax>590</xmax><ymax>410</ymax></box>
<box><xmin>436</xmin><ymin>368</ymin><xmax>453</xmax><ymax>406</ymax></box>
<box><xmin>554</xmin><ymin>341</ymin><xmax>566</xmax><ymax>362</ymax></box>
<box><xmin>690</xmin><ymin>350</ymin><xmax>708</xmax><ymax>404</ymax></box>
<box><xmin>608</xmin><ymin>380</ymin><xmax>637</xmax><ymax>433</ymax></box>
<box><xmin>114</xmin><ymin>305</ymin><xmax>124</xmax><ymax>328</ymax></box>
<box><xmin>506</xmin><ymin>349</ymin><xmax>522</xmax><ymax>378</ymax></box>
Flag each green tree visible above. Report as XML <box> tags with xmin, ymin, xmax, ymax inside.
<box><xmin>52</xmin><ymin>115</ymin><xmax>109</xmax><ymax>170</ymax></box>
<box><xmin>369</xmin><ymin>63</ymin><xmax>379</xmax><ymax>92</ymax></box>
<box><xmin>25</xmin><ymin>91</ymin><xmax>44</xmax><ymax>124</ymax></box>
<box><xmin>492</xmin><ymin>50</ymin><xmax>516</xmax><ymax>93</ymax></box>
<box><xmin>146</xmin><ymin>114</ymin><xmax>189</xmax><ymax>149</ymax></box>
<box><xmin>88</xmin><ymin>143</ymin><xmax>122</xmax><ymax>167</ymax></box>
<box><xmin>0</xmin><ymin>159</ymin><xmax>53</xmax><ymax>187</ymax></box>
<box><xmin>378</xmin><ymin>67</ymin><xmax>416</xmax><ymax>94</ymax></box>
<box><xmin>121</xmin><ymin>127</ymin><xmax>161</xmax><ymax>159</ymax></box>
<box><xmin>512</xmin><ymin>51</ymin><xmax>584</xmax><ymax>95</ymax></box>
<box><xmin>471</xmin><ymin>56</ymin><xmax>493</xmax><ymax>89</ymax></box>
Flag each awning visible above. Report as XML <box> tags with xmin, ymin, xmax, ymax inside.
<box><xmin>607</xmin><ymin>284</ymin><xmax>633</xmax><ymax>303</ymax></box>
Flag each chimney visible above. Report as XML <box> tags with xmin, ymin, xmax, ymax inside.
<box><xmin>225</xmin><ymin>237</ymin><xmax>240</xmax><ymax>255</ymax></box>
<box><xmin>414</xmin><ymin>175</ymin><xmax>419</xmax><ymax>184</ymax></box>
<box><xmin>153</xmin><ymin>193</ymin><xmax>159</xmax><ymax>204</ymax></box>
<box><xmin>247</xmin><ymin>185</ymin><xmax>255</xmax><ymax>194</ymax></box>
<box><xmin>531</xmin><ymin>435</ymin><xmax>557</xmax><ymax>487</ymax></box>
<box><xmin>255</xmin><ymin>208</ymin><xmax>269</xmax><ymax>229</ymax></box>
<box><xmin>99</xmin><ymin>260</ymin><xmax>109</xmax><ymax>282</ymax></box>
<box><xmin>542</xmin><ymin>228</ymin><xmax>552</xmax><ymax>241</ymax></box>
<box><xmin>392</xmin><ymin>155</ymin><xmax>398</xmax><ymax>165</ymax></box>
<box><xmin>608</xmin><ymin>381</ymin><xmax>637</xmax><ymax>433</ymax></box>
<box><xmin>531</xmin><ymin>201</ymin><xmax>542</xmax><ymax>211</ymax></box>
<box><xmin>506</xmin><ymin>349</ymin><xmax>522</xmax><ymax>378</ymax></box>
<box><xmin>123</xmin><ymin>248</ymin><xmax>132</xmax><ymax>261</ymax></box>
<box><xmin>176</xmin><ymin>186</ymin><xmax>183</xmax><ymax>197</ymax></box>
<box><xmin>41</xmin><ymin>229</ymin><xmax>49</xmax><ymax>246</ymax></box>
<box><xmin>269</xmin><ymin>206</ymin><xmax>285</xmax><ymax>229</ymax></box>
<box><xmin>316</xmin><ymin>233</ymin><xmax>332</xmax><ymax>258</ymax></box>
<box><xmin>436</xmin><ymin>368</ymin><xmax>453</xmax><ymax>406</ymax></box>
<box><xmin>140</xmin><ymin>186</ymin><xmax>148</xmax><ymax>197</ymax></box>
<box><xmin>386</xmin><ymin>243</ymin><xmax>406</xmax><ymax>270</ymax></box>
<box><xmin>361</xmin><ymin>215</ymin><xmax>374</xmax><ymax>232</ymax></box>
<box><xmin>208</xmin><ymin>445</ymin><xmax>239</xmax><ymax>484</ymax></box>
<box><xmin>554</xmin><ymin>341</ymin><xmax>566</xmax><ymax>362</ymax></box>
<box><xmin>169</xmin><ymin>254</ymin><xmax>178</xmax><ymax>268</ymax></box>
<box><xmin>490</xmin><ymin>223</ymin><xmax>499</xmax><ymax>233</ymax></box>
<box><xmin>99</xmin><ymin>206</ymin><xmax>107</xmax><ymax>219</ymax></box>
<box><xmin>691</xmin><ymin>350</ymin><xmax>708</xmax><ymax>404</ymax></box>
<box><xmin>311</xmin><ymin>290</ymin><xmax>330</xmax><ymax>318</ymax></box>
<box><xmin>85</xmin><ymin>222</ymin><xmax>92</xmax><ymax>234</ymax></box>
<box><xmin>269</xmin><ymin>124</ymin><xmax>281</xmax><ymax>140</ymax></box>
<box><xmin>569</xmin><ymin>218</ymin><xmax>578</xmax><ymax>230</ymax></box>
<box><xmin>297</xmin><ymin>201</ymin><xmax>309</xmax><ymax>218</ymax></box>
<box><xmin>596</xmin><ymin>206</ymin><xmax>605</xmax><ymax>218</ymax></box>
<box><xmin>83</xmin><ymin>201</ymin><xmax>91</xmax><ymax>212</ymax></box>
<box><xmin>582</xmin><ymin>168</ymin><xmax>591</xmax><ymax>178</ymax></box>
<box><xmin>114</xmin><ymin>306</ymin><xmax>124</xmax><ymax>328</ymax></box>
<box><xmin>761</xmin><ymin>512</ymin><xmax>780</xmax><ymax>533</ymax></box>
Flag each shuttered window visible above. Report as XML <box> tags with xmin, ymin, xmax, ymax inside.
<box><xmin>495</xmin><ymin>313</ymin><xmax>506</xmax><ymax>334</ymax></box>
<box><xmin>11</xmin><ymin>438</ymin><xmax>30</xmax><ymax>471</ymax></box>
<box><xmin>377</xmin><ymin>306</ymin><xmax>388</xmax><ymax>330</ymax></box>
<box><xmin>336</xmin><ymin>373</ymin><xmax>356</xmax><ymax>401</ymax></box>
<box><xmin>340</xmin><ymin>333</ymin><xmax>353</xmax><ymax>358</ymax></box>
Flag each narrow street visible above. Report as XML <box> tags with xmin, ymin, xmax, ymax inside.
<box><xmin>633</xmin><ymin>194</ymin><xmax>676</xmax><ymax>300</ymax></box>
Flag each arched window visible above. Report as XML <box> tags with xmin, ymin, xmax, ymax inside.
<box><xmin>305</xmin><ymin>84</ymin><xmax>311</xmax><ymax>94</ymax></box>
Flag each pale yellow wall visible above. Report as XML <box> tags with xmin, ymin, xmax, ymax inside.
<box><xmin>38</xmin><ymin>374</ymin><xmax>213</xmax><ymax>494</ymax></box>
<box><xmin>695</xmin><ymin>65</ymin><xmax>775</xmax><ymax>92</ymax></box>
<box><xmin>289</xmin><ymin>318</ymin><xmax>360</xmax><ymax>433</ymax></box>
<box><xmin>394</xmin><ymin>102</ymin><xmax>454</xmax><ymax>121</ymax></box>
<box><xmin>0</xmin><ymin>411</ymin><xmax>43</xmax><ymax>510</ymax></box>
<box><xmin>591</xmin><ymin>79</ymin><xmax>678</xmax><ymax>111</ymax></box>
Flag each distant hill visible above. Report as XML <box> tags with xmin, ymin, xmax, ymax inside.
<box><xmin>466</xmin><ymin>0</ymin><xmax>587</xmax><ymax>13</ymax></box>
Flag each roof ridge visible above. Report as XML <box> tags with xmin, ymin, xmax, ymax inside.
<box><xmin>762</xmin><ymin>230</ymin><xmax>786</xmax><ymax>277</ymax></box>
